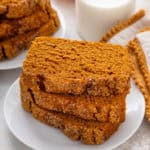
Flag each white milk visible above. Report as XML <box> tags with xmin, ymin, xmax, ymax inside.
<box><xmin>86</xmin><ymin>0</ymin><xmax>130</xmax><ymax>7</ymax></box>
<box><xmin>76</xmin><ymin>0</ymin><xmax>136</xmax><ymax>41</ymax></box>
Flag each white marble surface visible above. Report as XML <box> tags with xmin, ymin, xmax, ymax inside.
<box><xmin>0</xmin><ymin>0</ymin><xmax>150</xmax><ymax>149</ymax></box>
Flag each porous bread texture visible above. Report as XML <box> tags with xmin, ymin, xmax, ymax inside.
<box><xmin>21</xmin><ymin>86</ymin><xmax>121</xmax><ymax>145</ymax></box>
<box><xmin>23</xmin><ymin>37</ymin><xmax>131</xmax><ymax>97</ymax></box>
<box><xmin>0</xmin><ymin>5</ymin><xmax>50</xmax><ymax>39</ymax></box>
<box><xmin>0</xmin><ymin>10</ymin><xmax>60</xmax><ymax>60</ymax></box>
<box><xmin>20</xmin><ymin>74</ymin><xmax>126</xmax><ymax>123</ymax></box>
<box><xmin>0</xmin><ymin>0</ymin><xmax>50</xmax><ymax>19</ymax></box>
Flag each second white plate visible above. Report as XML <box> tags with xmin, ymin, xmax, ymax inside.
<box><xmin>0</xmin><ymin>5</ymin><xmax>66</xmax><ymax>70</ymax></box>
<box><xmin>4</xmin><ymin>79</ymin><xmax>145</xmax><ymax>150</ymax></box>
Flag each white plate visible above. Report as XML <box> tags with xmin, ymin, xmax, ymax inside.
<box><xmin>4</xmin><ymin>79</ymin><xmax>145</xmax><ymax>150</ymax></box>
<box><xmin>0</xmin><ymin>5</ymin><xmax>66</xmax><ymax>70</ymax></box>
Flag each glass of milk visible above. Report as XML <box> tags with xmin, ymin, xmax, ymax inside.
<box><xmin>76</xmin><ymin>0</ymin><xmax>136</xmax><ymax>41</ymax></box>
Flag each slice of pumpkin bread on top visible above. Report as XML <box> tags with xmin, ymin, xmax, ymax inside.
<box><xmin>20</xmin><ymin>74</ymin><xmax>126</xmax><ymax>123</ymax></box>
<box><xmin>23</xmin><ymin>37</ymin><xmax>131</xmax><ymax>97</ymax></box>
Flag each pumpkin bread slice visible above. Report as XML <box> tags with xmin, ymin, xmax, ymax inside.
<box><xmin>23</xmin><ymin>37</ymin><xmax>131</xmax><ymax>97</ymax></box>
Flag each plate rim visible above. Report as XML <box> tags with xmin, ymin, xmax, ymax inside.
<box><xmin>3</xmin><ymin>78</ymin><xmax>145</xmax><ymax>150</ymax></box>
<box><xmin>0</xmin><ymin>4</ymin><xmax>66</xmax><ymax>71</ymax></box>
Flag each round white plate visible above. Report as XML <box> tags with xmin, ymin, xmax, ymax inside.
<box><xmin>4</xmin><ymin>79</ymin><xmax>145</xmax><ymax>150</ymax></box>
<box><xmin>0</xmin><ymin>5</ymin><xmax>66</xmax><ymax>70</ymax></box>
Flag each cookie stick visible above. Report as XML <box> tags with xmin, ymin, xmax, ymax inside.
<box><xmin>127</xmin><ymin>39</ymin><xmax>150</xmax><ymax>121</ymax></box>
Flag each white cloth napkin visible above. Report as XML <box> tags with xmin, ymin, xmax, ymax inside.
<box><xmin>109</xmin><ymin>10</ymin><xmax>150</xmax><ymax>46</ymax></box>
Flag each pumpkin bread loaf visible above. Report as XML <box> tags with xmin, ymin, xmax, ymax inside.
<box><xmin>20</xmin><ymin>74</ymin><xmax>126</xmax><ymax>123</ymax></box>
<box><xmin>23</xmin><ymin>37</ymin><xmax>131</xmax><ymax>97</ymax></box>
<box><xmin>21</xmin><ymin>83</ymin><xmax>120</xmax><ymax>145</ymax></box>
<box><xmin>0</xmin><ymin>0</ymin><xmax>60</xmax><ymax>60</ymax></box>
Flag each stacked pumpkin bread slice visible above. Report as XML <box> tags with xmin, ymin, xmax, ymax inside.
<box><xmin>20</xmin><ymin>37</ymin><xmax>131</xmax><ymax>144</ymax></box>
<box><xmin>0</xmin><ymin>0</ymin><xmax>60</xmax><ymax>60</ymax></box>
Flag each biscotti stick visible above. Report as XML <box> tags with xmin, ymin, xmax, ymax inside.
<box><xmin>134</xmin><ymin>29</ymin><xmax>150</xmax><ymax>89</ymax></box>
<box><xmin>140</xmin><ymin>26</ymin><xmax>150</xmax><ymax>76</ymax></box>
<box><xmin>136</xmin><ymin>29</ymin><xmax>150</xmax><ymax>77</ymax></box>
<box><xmin>136</xmin><ymin>30</ymin><xmax>150</xmax><ymax>71</ymax></box>
<box><xmin>135</xmin><ymin>29</ymin><xmax>150</xmax><ymax>121</ymax></box>
<box><xmin>100</xmin><ymin>9</ymin><xmax>150</xmax><ymax>45</ymax></box>
<box><xmin>127</xmin><ymin>29</ymin><xmax>150</xmax><ymax>121</ymax></box>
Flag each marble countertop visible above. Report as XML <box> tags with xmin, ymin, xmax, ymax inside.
<box><xmin>0</xmin><ymin>0</ymin><xmax>150</xmax><ymax>149</ymax></box>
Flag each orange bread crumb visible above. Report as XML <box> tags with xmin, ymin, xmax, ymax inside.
<box><xmin>127</xmin><ymin>37</ymin><xmax>150</xmax><ymax>121</ymax></box>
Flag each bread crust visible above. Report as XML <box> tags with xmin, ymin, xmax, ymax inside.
<box><xmin>20</xmin><ymin>75</ymin><xmax>126</xmax><ymax>123</ymax></box>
